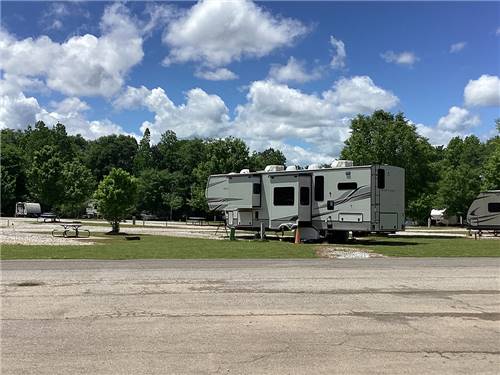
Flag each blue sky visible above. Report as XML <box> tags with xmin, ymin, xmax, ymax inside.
<box><xmin>1</xmin><ymin>1</ymin><xmax>499</xmax><ymax>164</ymax></box>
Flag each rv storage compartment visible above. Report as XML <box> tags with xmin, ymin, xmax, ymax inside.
<box><xmin>339</xmin><ymin>213</ymin><xmax>363</xmax><ymax>222</ymax></box>
<box><xmin>237</xmin><ymin>211</ymin><xmax>253</xmax><ymax>226</ymax></box>
<box><xmin>380</xmin><ymin>213</ymin><xmax>398</xmax><ymax>230</ymax></box>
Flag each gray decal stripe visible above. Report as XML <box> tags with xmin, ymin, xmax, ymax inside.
<box><xmin>470</xmin><ymin>213</ymin><xmax>499</xmax><ymax>220</ymax></box>
<box><xmin>207</xmin><ymin>197</ymin><xmax>243</xmax><ymax>202</ymax></box>
<box><xmin>475</xmin><ymin>217</ymin><xmax>499</xmax><ymax>223</ymax></box>
<box><xmin>273</xmin><ymin>215</ymin><xmax>299</xmax><ymax>221</ymax></box>
<box><xmin>336</xmin><ymin>192</ymin><xmax>370</xmax><ymax>205</ymax></box>
<box><xmin>315</xmin><ymin>186</ymin><xmax>369</xmax><ymax>208</ymax></box>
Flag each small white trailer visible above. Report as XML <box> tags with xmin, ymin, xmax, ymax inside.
<box><xmin>15</xmin><ymin>202</ymin><xmax>42</xmax><ymax>217</ymax></box>
<box><xmin>430</xmin><ymin>208</ymin><xmax>459</xmax><ymax>226</ymax></box>
<box><xmin>206</xmin><ymin>162</ymin><xmax>405</xmax><ymax>242</ymax></box>
<box><xmin>467</xmin><ymin>190</ymin><xmax>500</xmax><ymax>234</ymax></box>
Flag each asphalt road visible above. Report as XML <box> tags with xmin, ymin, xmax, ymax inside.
<box><xmin>1</xmin><ymin>258</ymin><xmax>499</xmax><ymax>374</ymax></box>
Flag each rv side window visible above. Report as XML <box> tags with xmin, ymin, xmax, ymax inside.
<box><xmin>274</xmin><ymin>187</ymin><xmax>295</xmax><ymax>206</ymax></box>
<box><xmin>488</xmin><ymin>202</ymin><xmax>500</xmax><ymax>212</ymax></box>
<box><xmin>253</xmin><ymin>183</ymin><xmax>261</xmax><ymax>194</ymax></box>
<box><xmin>378</xmin><ymin>169</ymin><xmax>385</xmax><ymax>189</ymax></box>
<box><xmin>300</xmin><ymin>187</ymin><xmax>310</xmax><ymax>205</ymax></box>
<box><xmin>314</xmin><ymin>176</ymin><xmax>324</xmax><ymax>201</ymax></box>
<box><xmin>338</xmin><ymin>182</ymin><xmax>357</xmax><ymax>190</ymax></box>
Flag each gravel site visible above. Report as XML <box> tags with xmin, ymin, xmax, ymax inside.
<box><xmin>0</xmin><ymin>218</ymin><xmax>226</xmax><ymax>246</ymax></box>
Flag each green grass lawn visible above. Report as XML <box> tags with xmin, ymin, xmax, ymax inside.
<box><xmin>1</xmin><ymin>234</ymin><xmax>498</xmax><ymax>260</ymax></box>
<box><xmin>0</xmin><ymin>235</ymin><xmax>316</xmax><ymax>260</ymax></box>
<box><xmin>348</xmin><ymin>236</ymin><xmax>500</xmax><ymax>257</ymax></box>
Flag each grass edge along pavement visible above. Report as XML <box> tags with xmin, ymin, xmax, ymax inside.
<box><xmin>1</xmin><ymin>234</ymin><xmax>499</xmax><ymax>259</ymax></box>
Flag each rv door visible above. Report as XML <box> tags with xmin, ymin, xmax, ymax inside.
<box><xmin>298</xmin><ymin>175</ymin><xmax>312</xmax><ymax>222</ymax></box>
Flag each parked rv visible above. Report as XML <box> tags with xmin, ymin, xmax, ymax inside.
<box><xmin>467</xmin><ymin>190</ymin><xmax>500</xmax><ymax>233</ymax></box>
<box><xmin>15</xmin><ymin>202</ymin><xmax>42</xmax><ymax>217</ymax></box>
<box><xmin>83</xmin><ymin>200</ymin><xmax>99</xmax><ymax>219</ymax></box>
<box><xmin>206</xmin><ymin>161</ymin><xmax>405</xmax><ymax>242</ymax></box>
<box><xmin>430</xmin><ymin>208</ymin><xmax>459</xmax><ymax>226</ymax></box>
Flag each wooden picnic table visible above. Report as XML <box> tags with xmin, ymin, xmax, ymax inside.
<box><xmin>38</xmin><ymin>212</ymin><xmax>60</xmax><ymax>223</ymax></box>
<box><xmin>187</xmin><ymin>217</ymin><xmax>206</xmax><ymax>226</ymax></box>
<box><xmin>52</xmin><ymin>222</ymin><xmax>90</xmax><ymax>238</ymax></box>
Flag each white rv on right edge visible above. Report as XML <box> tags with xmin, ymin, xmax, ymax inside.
<box><xmin>467</xmin><ymin>190</ymin><xmax>500</xmax><ymax>234</ymax></box>
<box><xmin>206</xmin><ymin>161</ymin><xmax>405</xmax><ymax>242</ymax></box>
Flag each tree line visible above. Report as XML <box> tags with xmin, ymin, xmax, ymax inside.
<box><xmin>0</xmin><ymin>122</ymin><xmax>285</xmax><ymax>220</ymax></box>
<box><xmin>1</xmin><ymin>110</ymin><xmax>499</xmax><ymax>224</ymax></box>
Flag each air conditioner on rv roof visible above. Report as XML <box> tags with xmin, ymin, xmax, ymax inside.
<box><xmin>331</xmin><ymin>160</ymin><xmax>354</xmax><ymax>168</ymax></box>
<box><xmin>264</xmin><ymin>165</ymin><xmax>285</xmax><ymax>172</ymax></box>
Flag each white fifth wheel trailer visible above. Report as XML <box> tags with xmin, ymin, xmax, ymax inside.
<box><xmin>466</xmin><ymin>190</ymin><xmax>500</xmax><ymax>234</ymax></box>
<box><xmin>206</xmin><ymin>162</ymin><xmax>405</xmax><ymax>241</ymax></box>
<box><xmin>15</xmin><ymin>202</ymin><xmax>42</xmax><ymax>217</ymax></box>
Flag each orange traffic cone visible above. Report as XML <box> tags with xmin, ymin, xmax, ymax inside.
<box><xmin>294</xmin><ymin>226</ymin><xmax>300</xmax><ymax>244</ymax></box>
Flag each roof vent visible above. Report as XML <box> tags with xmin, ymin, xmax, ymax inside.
<box><xmin>285</xmin><ymin>165</ymin><xmax>297</xmax><ymax>171</ymax></box>
<box><xmin>240</xmin><ymin>169</ymin><xmax>250</xmax><ymax>174</ymax></box>
<box><xmin>307</xmin><ymin>164</ymin><xmax>321</xmax><ymax>170</ymax></box>
<box><xmin>264</xmin><ymin>165</ymin><xmax>285</xmax><ymax>172</ymax></box>
<box><xmin>331</xmin><ymin>160</ymin><xmax>353</xmax><ymax>168</ymax></box>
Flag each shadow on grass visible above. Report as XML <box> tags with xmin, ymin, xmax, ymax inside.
<box><xmin>353</xmin><ymin>239</ymin><xmax>422</xmax><ymax>247</ymax></box>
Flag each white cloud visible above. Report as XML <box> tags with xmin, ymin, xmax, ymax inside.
<box><xmin>0</xmin><ymin>3</ymin><xmax>143</xmax><ymax>97</ymax></box>
<box><xmin>450</xmin><ymin>41</ymin><xmax>466</xmax><ymax>53</ymax></box>
<box><xmin>0</xmin><ymin>90</ymin><xmax>132</xmax><ymax>139</ymax></box>
<box><xmin>36</xmin><ymin>97</ymin><xmax>132</xmax><ymax>139</ymax></box>
<box><xmin>114</xmin><ymin>85</ymin><xmax>231</xmax><ymax>142</ymax></box>
<box><xmin>415</xmin><ymin>123</ymin><xmax>459</xmax><ymax>146</ymax></box>
<box><xmin>330</xmin><ymin>36</ymin><xmax>346</xmax><ymax>69</ymax></box>
<box><xmin>496</xmin><ymin>27</ymin><xmax>500</xmax><ymax>36</ymax></box>
<box><xmin>162</xmin><ymin>0</ymin><xmax>307</xmax><ymax>68</ymax></box>
<box><xmin>0</xmin><ymin>92</ymin><xmax>41</xmax><ymax>129</ymax></box>
<box><xmin>416</xmin><ymin>106</ymin><xmax>480</xmax><ymax>146</ymax></box>
<box><xmin>323</xmin><ymin>76</ymin><xmax>399</xmax><ymax>115</ymax></box>
<box><xmin>233</xmin><ymin>77</ymin><xmax>398</xmax><ymax>162</ymax></box>
<box><xmin>437</xmin><ymin>106</ymin><xmax>480</xmax><ymax>132</ymax></box>
<box><xmin>113</xmin><ymin>76</ymin><xmax>397</xmax><ymax>164</ymax></box>
<box><xmin>268</xmin><ymin>57</ymin><xmax>321</xmax><ymax>83</ymax></box>
<box><xmin>380</xmin><ymin>50</ymin><xmax>419</xmax><ymax>66</ymax></box>
<box><xmin>195</xmin><ymin>68</ymin><xmax>238</xmax><ymax>81</ymax></box>
<box><xmin>464</xmin><ymin>75</ymin><xmax>500</xmax><ymax>107</ymax></box>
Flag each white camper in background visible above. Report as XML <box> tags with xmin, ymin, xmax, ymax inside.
<box><xmin>15</xmin><ymin>202</ymin><xmax>42</xmax><ymax>217</ymax></box>
<box><xmin>206</xmin><ymin>162</ymin><xmax>405</xmax><ymax>242</ymax></box>
<box><xmin>430</xmin><ymin>208</ymin><xmax>459</xmax><ymax>226</ymax></box>
<box><xmin>467</xmin><ymin>190</ymin><xmax>500</xmax><ymax>233</ymax></box>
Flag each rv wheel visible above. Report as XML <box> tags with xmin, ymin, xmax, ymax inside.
<box><xmin>327</xmin><ymin>230</ymin><xmax>348</xmax><ymax>244</ymax></box>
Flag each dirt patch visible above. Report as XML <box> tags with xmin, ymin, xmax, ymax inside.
<box><xmin>316</xmin><ymin>247</ymin><xmax>385</xmax><ymax>259</ymax></box>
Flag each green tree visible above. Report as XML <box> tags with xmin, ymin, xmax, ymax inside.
<box><xmin>162</xmin><ymin>192</ymin><xmax>183</xmax><ymax>220</ymax></box>
<box><xmin>134</xmin><ymin>128</ymin><xmax>153</xmax><ymax>173</ymax></box>
<box><xmin>154</xmin><ymin>130</ymin><xmax>179</xmax><ymax>171</ymax></box>
<box><xmin>27</xmin><ymin>145</ymin><xmax>64</xmax><ymax>210</ymax></box>
<box><xmin>249</xmin><ymin>148</ymin><xmax>286</xmax><ymax>171</ymax></box>
<box><xmin>481</xmin><ymin>138</ymin><xmax>500</xmax><ymax>190</ymax></box>
<box><xmin>435</xmin><ymin>135</ymin><xmax>487</xmax><ymax>216</ymax></box>
<box><xmin>94</xmin><ymin>168</ymin><xmax>138</xmax><ymax>233</ymax></box>
<box><xmin>60</xmin><ymin>161</ymin><xmax>95</xmax><ymax>217</ymax></box>
<box><xmin>436</xmin><ymin>165</ymin><xmax>482</xmax><ymax>216</ymax></box>
<box><xmin>86</xmin><ymin>135</ymin><xmax>138</xmax><ymax>181</ymax></box>
<box><xmin>136</xmin><ymin>169</ymin><xmax>186</xmax><ymax>216</ymax></box>
<box><xmin>0</xmin><ymin>130</ymin><xmax>28</xmax><ymax>214</ymax></box>
<box><xmin>340</xmin><ymin>110</ymin><xmax>437</xmax><ymax>215</ymax></box>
